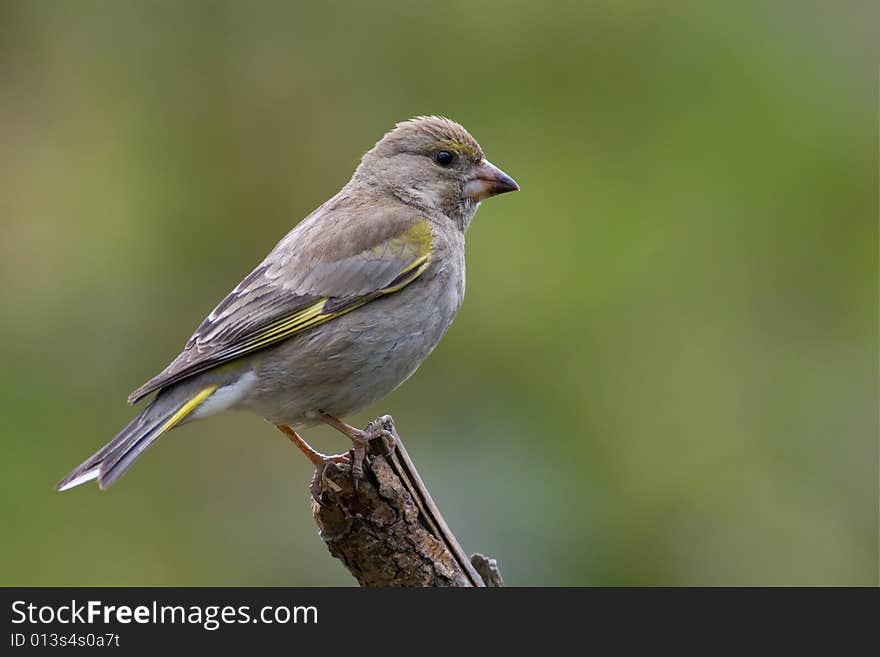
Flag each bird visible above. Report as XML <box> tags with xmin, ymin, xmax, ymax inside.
<box><xmin>57</xmin><ymin>115</ymin><xmax>519</xmax><ymax>493</ymax></box>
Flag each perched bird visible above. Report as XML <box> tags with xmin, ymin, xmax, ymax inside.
<box><xmin>57</xmin><ymin>116</ymin><xmax>519</xmax><ymax>492</ymax></box>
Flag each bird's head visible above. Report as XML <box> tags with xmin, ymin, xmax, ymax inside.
<box><xmin>358</xmin><ymin>116</ymin><xmax>519</xmax><ymax>229</ymax></box>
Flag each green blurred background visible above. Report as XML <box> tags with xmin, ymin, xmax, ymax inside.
<box><xmin>0</xmin><ymin>1</ymin><xmax>876</xmax><ymax>586</ymax></box>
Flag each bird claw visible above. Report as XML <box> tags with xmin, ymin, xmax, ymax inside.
<box><xmin>308</xmin><ymin>455</ymin><xmax>348</xmax><ymax>507</ymax></box>
<box><xmin>349</xmin><ymin>438</ymin><xmax>367</xmax><ymax>491</ymax></box>
<box><xmin>364</xmin><ymin>414</ymin><xmax>399</xmax><ymax>455</ymax></box>
<box><xmin>348</xmin><ymin>414</ymin><xmax>399</xmax><ymax>490</ymax></box>
<box><xmin>309</xmin><ymin>472</ymin><xmax>329</xmax><ymax>508</ymax></box>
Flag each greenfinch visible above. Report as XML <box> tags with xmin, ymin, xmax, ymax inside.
<box><xmin>58</xmin><ymin>116</ymin><xmax>519</xmax><ymax>491</ymax></box>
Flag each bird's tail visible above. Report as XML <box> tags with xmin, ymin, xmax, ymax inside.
<box><xmin>57</xmin><ymin>384</ymin><xmax>218</xmax><ymax>491</ymax></box>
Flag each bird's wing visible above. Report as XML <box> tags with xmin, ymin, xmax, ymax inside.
<box><xmin>128</xmin><ymin>208</ymin><xmax>434</xmax><ymax>403</ymax></box>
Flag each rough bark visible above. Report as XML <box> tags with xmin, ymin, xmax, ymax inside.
<box><xmin>310</xmin><ymin>415</ymin><xmax>502</xmax><ymax>587</ymax></box>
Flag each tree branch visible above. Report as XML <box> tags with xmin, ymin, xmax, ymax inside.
<box><xmin>309</xmin><ymin>415</ymin><xmax>502</xmax><ymax>587</ymax></box>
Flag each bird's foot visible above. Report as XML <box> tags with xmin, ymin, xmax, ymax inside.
<box><xmin>307</xmin><ymin>455</ymin><xmax>351</xmax><ymax>507</ymax></box>
<box><xmin>276</xmin><ymin>424</ymin><xmax>349</xmax><ymax>506</ymax></box>
<box><xmin>318</xmin><ymin>412</ymin><xmax>399</xmax><ymax>491</ymax></box>
<box><xmin>363</xmin><ymin>414</ymin><xmax>399</xmax><ymax>456</ymax></box>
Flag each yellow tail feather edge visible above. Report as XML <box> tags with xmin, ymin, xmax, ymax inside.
<box><xmin>155</xmin><ymin>385</ymin><xmax>218</xmax><ymax>436</ymax></box>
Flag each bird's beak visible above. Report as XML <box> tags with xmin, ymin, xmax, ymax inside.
<box><xmin>463</xmin><ymin>159</ymin><xmax>520</xmax><ymax>202</ymax></box>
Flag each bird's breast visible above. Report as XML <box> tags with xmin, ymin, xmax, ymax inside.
<box><xmin>244</xmin><ymin>227</ymin><xmax>466</xmax><ymax>425</ymax></box>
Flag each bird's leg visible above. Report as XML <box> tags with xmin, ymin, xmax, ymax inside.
<box><xmin>277</xmin><ymin>424</ymin><xmax>328</xmax><ymax>468</ymax></box>
<box><xmin>317</xmin><ymin>413</ymin><xmax>369</xmax><ymax>487</ymax></box>
<box><xmin>317</xmin><ymin>412</ymin><xmax>398</xmax><ymax>490</ymax></box>
<box><xmin>276</xmin><ymin>424</ymin><xmax>347</xmax><ymax>504</ymax></box>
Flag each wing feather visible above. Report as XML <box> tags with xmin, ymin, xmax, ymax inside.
<box><xmin>128</xmin><ymin>208</ymin><xmax>433</xmax><ymax>404</ymax></box>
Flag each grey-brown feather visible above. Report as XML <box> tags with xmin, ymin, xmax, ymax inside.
<box><xmin>242</xmin><ymin>223</ymin><xmax>465</xmax><ymax>427</ymax></box>
<box><xmin>128</xmin><ymin>203</ymin><xmax>432</xmax><ymax>403</ymax></box>
<box><xmin>128</xmin><ymin>116</ymin><xmax>483</xmax><ymax>410</ymax></box>
<box><xmin>59</xmin><ymin>115</ymin><xmax>507</xmax><ymax>491</ymax></box>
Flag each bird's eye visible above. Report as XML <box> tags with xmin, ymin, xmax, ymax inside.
<box><xmin>434</xmin><ymin>150</ymin><xmax>455</xmax><ymax>167</ymax></box>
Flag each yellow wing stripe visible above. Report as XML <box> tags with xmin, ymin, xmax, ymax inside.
<box><xmin>155</xmin><ymin>385</ymin><xmax>218</xmax><ymax>436</ymax></box>
<box><xmin>219</xmin><ymin>254</ymin><xmax>431</xmax><ymax>360</ymax></box>
<box><xmin>383</xmin><ymin>254</ymin><xmax>430</xmax><ymax>293</ymax></box>
<box><xmin>243</xmin><ymin>299</ymin><xmax>329</xmax><ymax>345</ymax></box>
